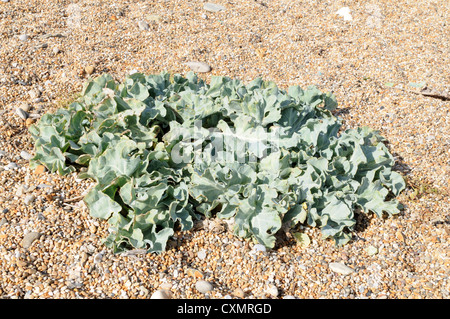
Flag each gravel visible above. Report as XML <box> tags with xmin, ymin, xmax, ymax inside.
<box><xmin>0</xmin><ymin>0</ymin><xmax>448</xmax><ymax>300</ymax></box>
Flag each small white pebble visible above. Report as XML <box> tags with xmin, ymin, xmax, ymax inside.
<box><xmin>197</xmin><ymin>249</ymin><xmax>207</xmax><ymax>260</ymax></box>
<box><xmin>18</xmin><ymin>34</ymin><xmax>29</xmax><ymax>41</ymax></box>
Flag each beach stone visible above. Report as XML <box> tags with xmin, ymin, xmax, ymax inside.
<box><xmin>25</xmin><ymin>118</ymin><xmax>35</xmax><ymax>126</ymax></box>
<box><xmin>336</xmin><ymin>7</ymin><xmax>352</xmax><ymax>21</ymax></box>
<box><xmin>204</xmin><ymin>3</ymin><xmax>226</xmax><ymax>12</ymax></box>
<box><xmin>150</xmin><ymin>289</ymin><xmax>172</xmax><ymax>299</ymax></box>
<box><xmin>233</xmin><ymin>287</ymin><xmax>245</xmax><ymax>298</ymax></box>
<box><xmin>266</xmin><ymin>284</ymin><xmax>278</xmax><ymax>297</ymax></box>
<box><xmin>19</xmin><ymin>103</ymin><xmax>31</xmax><ymax>112</ymax></box>
<box><xmin>28</xmin><ymin>89</ymin><xmax>41</xmax><ymax>99</ymax></box>
<box><xmin>6</xmin><ymin>162</ymin><xmax>18</xmax><ymax>170</ymax></box>
<box><xmin>187</xmin><ymin>267</ymin><xmax>204</xmax><ymax>279</ymax></box>
<box><xmin>184</xmin><ymin>61</ymin><xmax>211</xmax><ymax>73</ymax></box>
<box><xmin>35</xmin><ymin>43</ymin><xmax>48</xmax><ymax>49</ymax></box>
<box><xmin>80</xmin><ymin>252</ymin><xmax>89</xmax><ymax>266</ymax></box>
<box><xmin>366</xmin><ymin>245</ymin><xmax>378</xmax><ymax>256</ymax></box>
<box><xmin>138</xmin><ymin>20</ymin><xmax>150</xmax><ymax>31</ymax></box>
<box><xmin>15</xmin><ymin>107</ymin><xmax>28</xmax><ymax>120</ymax></box>
<box><xmin>34</xmin><ymin>164</ymin><xmax>46</xmax><ymax>175</ymax></box>
<box><xmin>148</xmin><ymin>14</ymin><xmax>161</xmax><ymax>22</ymax></box>
<box><xmin>22</xmin><ymin>232</ymin><xmax>41</xmax><ymax>249</ymax></box>
<box><xmin>329</xmin><ymin>262</ymin><xmax>355</xmax><ymax>276</ymax></box>
<box><xmin>15</xmin><ymin>185</ymin><xmax>25</xmax><ymax>196</ymax></box>
<box><xmin>85</xmin><ymin>66</ymin><xmax>95</xmax><ymax>75</ymax></box>
<box><xmin>197</xmin><ymin>249</ymin><xmax>207</xmax><ymax>260</ymax></box>
<box><xmin>18</xmin><ymin>34</ymin><xmax>29</xmax><ymax>41</ymax></box>
<box><xmin>252</xmin><ymin>244</ymin><xmax>266</xmax><ymax>253</ymax></box>
<box><xmin>24</xmin><ymin>194</ymin><xmax>36</xmax><ymax>205</ymax></box>
<box><xmin>195</xmin><ymin>280</ymin><xmax>213</xmax><ymax>294</ymax></box>
<box><xmin>93</xmin><ymin>251</ymin><xmax>104</xmax><ymax>264</ymax></box>
<box><xmin>159</xmin><ymin>282</ymin><xmax>172</xmax><ymax>290</ymax></box>
<box><xmin>20</xmin><ymin>151</ymin><xmax>32</xmax><ymax>161</ymax></box>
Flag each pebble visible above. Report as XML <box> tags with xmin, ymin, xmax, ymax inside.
<box><xmin>24</xmin><ymin>194</ymin><xmax>35</xmax><ymax>205</ymax></box>
<box><xmin>159</xmin><ymin>282</ymin><xmax>172</xmax><ymax>290</ymax></box>
<box><xmin>89</xmin><ymin>225</ymin><xmax>97</xmax><ymax>234</ymax></box>
<box><xmin>15</xmin><ymin>107</ymin><xmax>29</xmax><ymax>120</ymax></box>
<box><xmin>366</xmin><ymin>245</ymin><xmax>378</xmax><ymax>256</ymax></box>
<box><xmin>138</xmin><ymin>20</ymin><xmax>150</xmax><ymax>31</ymax></box>
<box><xmin>6</xmin><ymin>162</ymin><xmax>18</xmax><ymax>170</ymax></box>
<box><xmin>204</xmin><ymin>3</ymin><xmax>226</xmax><ymax>12</ymax></box>
<box><xmin>19</xmin><ymin>103</ymin><xmax>31</xmax><ymax>112</ymax></box>
<box><xmin>80</xmin><ymin>252</ymin><xmax>89</xmax><ymax>266</ymax></box>
<box><xmin>252</xmin><ymin>244</ymin><xmax>267</xmax><ymax>253</ymax></box>
<box><xmin>187</xmin><ymin>267</ymin><xmax>204</xmax><ymax>279</ymax></box>
<box><xmin>33</xmin><ymin>165</ymin><xmax>46</xmax><ymax>175</ymax></box>
<box><xmin>18</xmin><ymin>34</ymin><xmax>29</xmax><ymax>41</ymax></box>
<box><xmin>35</xmin><ymin>43</ymin><xmax>48</xmax><ymax>49</ymax></box>
<box><xmin>148</xmin><ymin>14</ymin><xmax>161</xmax><ymax>22</ymax></box>
<box><xmin>197</xmin><ymin>249</ymin><xmax>207</xmax><ymax>260</ymax></box>
<box><xmin>233</xmin><ymin>287</ymin><xmax>245</xmax><ymax>298</ymax></box>
<box><xmin>233</xmin><ymin>240</ymin><xmax>243</xmax><ymax>248</ymax></box>
<box><xmin>93</xmin><ymin>251</ymin><xmax>104</xmax><ymax>264</ymax></box>
<box><xmin>52</xmin><ymin>47</ymin><xmax>60</xmax><ymax>54</ymax></box>
<box><xmin>266</xmin><ymin>284</ymin><xmax>278</xmax><ymax>298</ymax></box>
<box><xmin>20</xmin><ymin>151</ymin><xmax>32</xmax><ymax>161</ymax></box>
<box><xmin>329</xmin><ymin>262</ymin><xmax>355</xmax><ymax>276</ymax></box>
<box><xmin>15</xmin><ymin>185</ymin><xmax>25</xmax><ymax>196</ymax></box>
<box><xmin>184</xmin><ymin>61</ymin><xmax>211</xmax><ymax>73</ymax></box>
<box><xmin>150</xmin><ymin>289</ymin><xmax>172</xmax><ymax>299</ymax></box>
<box><xmin>195</xmin><ymin>280</ymin><xmax>214</xmax><ymax>294</ymax></box>
<box><xmin>22</xmin><ymin>232</ymin><xmax>41</xmax><ymax>249</ymax></box>
<box><xmin>28</xmin><ymin>89</ymin><xmax>41</xmax><ymax>100</ymax></box>
<box><xmin>85</xmin><ymin>66</ymin><xmax>95</xmax><ymax>75</ymax></box>
<box><xmin>336</xmin><ymin>7</ymin><xmax>352</xmax><ymax>21</ymax></box>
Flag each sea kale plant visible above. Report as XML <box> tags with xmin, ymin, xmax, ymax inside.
<box><xmin>29</xmin><ymin>72</ymin><xmax>405</xmax><ymax>253</ymax></box>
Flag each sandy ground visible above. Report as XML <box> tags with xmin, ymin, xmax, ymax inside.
<box><xmin>0</xmin><ymin>0</ymin><xmax>448</xmax><ymax>299</ymax></box>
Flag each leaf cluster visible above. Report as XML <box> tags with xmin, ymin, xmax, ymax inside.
<box><xmin>29</xmin><ymin>72</ymin><xmax>405</xmax><ymax>253</ymax></box>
